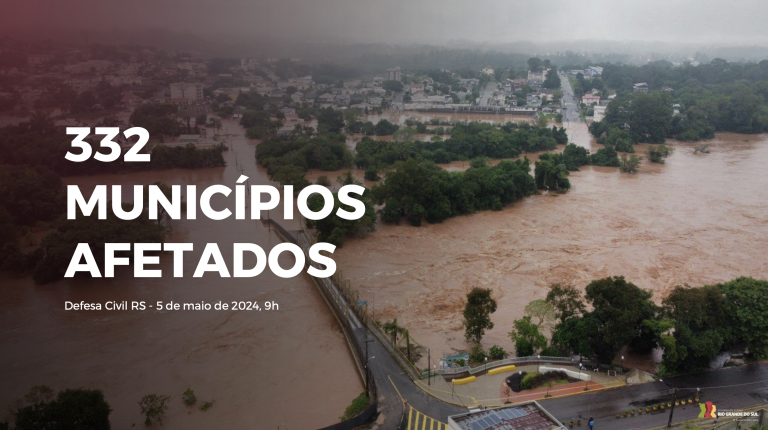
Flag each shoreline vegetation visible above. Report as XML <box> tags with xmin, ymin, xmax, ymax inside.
<box><xmin>459</xmin><ymin>276</ymin><xmax>768</xmax><ymax>379</ymax></box>
<box><xmin>0</xmin><ymin>115</ymin><xmax>225</xmax><ymax>284</ymax></box>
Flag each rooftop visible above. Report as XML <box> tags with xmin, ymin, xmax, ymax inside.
<box><xmin>448</xmin><ymin>402</ymin><xmax>564</xmax><ymax>430</ymax></box>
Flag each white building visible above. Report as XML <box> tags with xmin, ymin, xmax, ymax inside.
<box><xmin>170</xmin><ymin>82</ymin><xmax>204</xmax><ymax>104</ymax></box>
<box><xmin>593</xmin><ymin>105</ymin><xmax>607</xmax><ymax>122</ymax></box>
<box><xmin>387</xmin><ymin>67</ymin><xmax>402</xmax><ymax>82</ymax></box>
<box><xmin>586</xmin><ymin>66</ymin><xmax>604</xmax><ymax>77</ymax></box>
<box><xmin>482</xmin><ymin>67</ymin><xmax>495</xmax><ymax>76</ymax></box>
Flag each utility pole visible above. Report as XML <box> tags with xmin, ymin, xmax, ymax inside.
<box><xmin>428</xmin><ymin>349</ymin><xmax>431</xmax><ymax>386</ymax></box>
<box><xmin>667</xmin><ymin>387</ymin><xmax>677</xmax><ymax>428</ymax></box>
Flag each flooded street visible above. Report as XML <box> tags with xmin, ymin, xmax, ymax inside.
<box><xmin>335</xmin><ymin>119</ymin><xmax>768</xmax><ymax>364</ymax></box>
<box><xmin>0</xmin><ymin>120</ymin><xmax>362</xmax><ymax>429</ymax></box>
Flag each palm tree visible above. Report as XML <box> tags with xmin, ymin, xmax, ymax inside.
<box><xmin>383</xmin><ymin>319</ymin><xmax>403</xmax><ymax>346</ymax></box>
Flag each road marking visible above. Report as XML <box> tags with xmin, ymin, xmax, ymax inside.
<box><xmin>406</xmin><ymin>405</ymin><xmax>447</xmax><ymax>430</ymax></box>
<box><xmin>389</xmin><ymin>376</ymin><xmax>448</xmax><ymax>430</ymax></box>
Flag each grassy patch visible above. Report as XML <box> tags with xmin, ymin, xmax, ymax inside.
<box><xmin>339</xmin><ymin>392</ymin><xmax>369</xmax><ymax>421</ymax></box>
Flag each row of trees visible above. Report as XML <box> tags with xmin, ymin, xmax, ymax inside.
<box><xmin>535</xmin><ymin>278</ymin><xmax>768</xmax><ymax>373</ymax></box>
<box><xmin>464</xmin><ymin>276</ymin><xmax>768</xmax><ymax>376</ymax></box>
<box><xmin>354</xmin><ymin>122</ymin><xmax>568</xmax><ymax>169</ymax></box>
<box><xmin>305</xmin><ymin>173</ymin><xmax>378</xmax><ymax>247</ymax></box>
<box><xmin>372</xmin><ymin>158</ymin><xmax>536</xmax><ymax>226</ymax></box>
<box><xmin>591</xmin><ymin>59</ymin><xmax>768</xmax><ymax>144</ymax></box>
<box><xmin>255</xmin><ymin>133</ymin><xmax>353</xmax><ymax>189</ymax></box>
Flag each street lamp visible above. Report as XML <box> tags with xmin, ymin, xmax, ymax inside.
<box><xmin>485</xmin><ymin>357</ymin><xmax>488</xmax><ymax>373</ymax></box>
<box><xmin>537</xmin><ymin>355</ymin><xmax>541</xmax><ymax>373</ymax></box>
<box><xmin>582</xmin><ymin>364</ymin><xmax>589</xmax><ymax>391</ymax></box>
<box><xmin>451</xmin><ymin>379</ymin><xmax>455</xmax><ymax>399</ymax></box>
<box><xmin>621</xmin><ymin>355</ymin><xmax>625</xmax><ymax>374</ymax></box>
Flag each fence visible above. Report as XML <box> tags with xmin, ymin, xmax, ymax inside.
<box><xmin>423</xmin><ymin>356</ymin><xmax>575</xmax><ymax>378</ymax></box>
<box><xmin>261</xmin><ymin>219</ymin><xmax>378</xmax><ymax>429</ymax></box>
<box><xmin>296</xmin><ymin>225</ymin><xmax>425</xmax><ymax>381</ymax></box>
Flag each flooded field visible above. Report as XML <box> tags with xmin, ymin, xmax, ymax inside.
<box><xmin>334</xmin><ymin>119</ymin><xmax>768</xmax><ymax>364</ymax></box>
<box><xmin>0</xmin><ymin>119</ymin><xmax>362</xmax><ymax>429</ymax></box>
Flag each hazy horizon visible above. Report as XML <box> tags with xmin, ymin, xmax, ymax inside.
<box><xmin>4</xmin><ymin>0</ymin><xmax>768</xmax><ymax>48</ymax></box>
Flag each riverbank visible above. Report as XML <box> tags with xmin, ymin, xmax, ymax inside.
<box><xmin>0</xmin><ymin>119</ymin><xmax>363</xmax><ymax>429</ymax></box>
<box><xmin>333</xmin><ymin>124</ymin><xmax>768</xmax><ymax>365</ymax></box>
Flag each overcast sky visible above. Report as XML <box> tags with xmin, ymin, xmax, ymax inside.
<box><xmin>4</xmin><ymin>0</ymin><xmax>768</xmax><ymax>46</ymax></box>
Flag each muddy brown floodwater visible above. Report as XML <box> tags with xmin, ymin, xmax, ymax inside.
<box><xmin>335</xmin><ymin>119</ymin><xmax>768</xmax><ymax>367</ymax></box>
<box><xmin>0</xmin><ymin>119</ymin><xmax>361</xmax><ymax>429</ymax></box>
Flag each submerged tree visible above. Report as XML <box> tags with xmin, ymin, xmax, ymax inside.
<box><xmin>463</xmin><ymin>288</ymin><xmax>497</xmax><ymax>342</ymax></box>
<box><xmin>138</xmin><ymin>394</ymin><xmax>171</xmax><ymax>426</ymax></box>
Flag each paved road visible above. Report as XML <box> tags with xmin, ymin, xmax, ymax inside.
<box><xmin>349</xmin><ymin>317</ymin><xmax>465</xmax><ymax>428</ymax></box>
<box><xmin>540</xmin><ymin>363</ymin><xmax>768</xmax><ymax>429</ymax></box>
<box><xmin>478</xmin><ymin>81</ymin><xmax>497</xmax><ymax>106</ymax></box>
<box><xmin>559</xmin><ymin>72</ymin><xmax>581</xmax><ymax>124</ymax></box>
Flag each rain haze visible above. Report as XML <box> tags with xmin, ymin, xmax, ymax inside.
<box><xmin>3</xmin><ymin>0</ymin><xmax>768</xmax><ymax>48</ymax></box>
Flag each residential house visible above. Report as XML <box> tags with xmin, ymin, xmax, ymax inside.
<box><xmin>336</xmin><ymin>94</ymin><xmax>351</xmax><ymax>106</ymax></box>
<box><xmin>317</xmin><ymin>93</ymin><xmax>335</xmax><ymax>104</ymax></box>
<box><xmin>121</xmin><ymin>91</ymin><xmax>144</xmax><ymax>109</ymax></box>
<box><xmin>526</xmin><ymin>94</ymin><xmax>542</xmax><ymax>107</ymax></box>
<box><xmin>633</xmin><ymin>83</ymin><xmax>649</xmax><ymax>93</ymax></box>
<box><xmin>582</xmin><ymin>94</ymin><xmax>601</xmax><ymax>106</ymax></box>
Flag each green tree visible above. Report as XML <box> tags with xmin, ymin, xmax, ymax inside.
<box><xmin>524</xmin><ymin>299</ymin><xmax>557</xmax><ymax>329</ymax></box>
<box><xmin>463</xmin><ymin>288</ymin><xmax>497</xmax><ymax>342</ymax></box>
<box><xmin>545</xmin><ymin>284</ymin><xmax>586</xmax><ymax>324</ymax></box>
<box><xmin>14</xmin><ymin>388</ymin><xmax>111</xmax><ymax>430</ymax></box>
<box><xmin>315</xmin><ymin>107</ymin><xmax>345</xmax><ymax>133</ymax></box>
<box><xmin>542</xmin><ymin>67</ymin><xmax>561</xmax><ymax>89</ymax></box>
<box><xmin>647</xmin><ymin>144</ymin><xmax>673</xmax><ymax>163</ymax></box>
<box><xmin>585</xmin><ymin>276</ymin><xmax>660</xmax><ymax>362</ymax></box>
<box><xmin>138</xmin><ymin>394</ymin><xmax>171</xmax><ymax>426</ymax></box>
<box><xmin>534</xmin><ymin>158</ymin><xmax>570</xmax><ymax>192</ymax></box>
<box><xmin>721</xmin><ymin>277</ymin><xmax>768</xmax><ymax>358</ymax></box>
<box><xmin>383</xmin><ymin>319</ymin><xmax>404</xmax><ymax>345</ymax></box>
<box><xmin>509</xmin><ymin>316</ymin><xmax>547</xmax><ymax>357</ymax></box>
<box><xmin>469</xmin><ymin>345</ymin><xmax>487</xmax><ymax>364</ymax></box>
<box><xmin>306</xmin><ymin>192</ymin><xmax>377</xmax><ymax>247</ymax></box>
<box><xmin>382</xmin><ymin>80</ymin><xmax>404</xmax><ymax>92</ymax></box>
<box><xmin>619</xmin><ymin>153</ymin><xmax>642</xmax><ymax>173</ymax></box>
<box><xmin>551</xmin><ymin>314</ymin><xmax>599</xmax><ymax>360</ymax></box>
<box><xmin>488</xmin><ymin>345</ymin><xmax>507</xmax><ymax>360</ymax></box>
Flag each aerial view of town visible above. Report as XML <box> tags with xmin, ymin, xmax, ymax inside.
<box><xmin>2</xmin><ymin>1</ymin><xmax>768</xmax><ymax>429</ymax></box>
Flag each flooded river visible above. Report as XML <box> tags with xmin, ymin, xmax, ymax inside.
<box><xmin>0</xmin><ymin>119</ymin><xmax>362</xmax><ymax>429</ymax></box>
<box><xmin>334</xmin><ymin>119</ymin><xmax>768</xmax><ymax>365</ymax></box>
